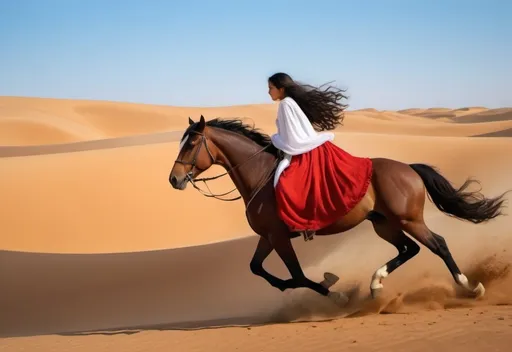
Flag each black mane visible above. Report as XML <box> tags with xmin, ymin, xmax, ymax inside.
<box><xmin>184</xmin><ymin>118</ymin><xmax>279</xmax><ymax>156</ymax></box>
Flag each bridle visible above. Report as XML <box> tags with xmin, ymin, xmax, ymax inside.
<box><xmin>174</xmin><ymin>130</ymin><xmax>278</xmax><ymax>205</ymax></box>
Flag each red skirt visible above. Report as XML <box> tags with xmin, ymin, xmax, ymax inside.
<box><xmin>275</xmin><ymin>141</ymin><xmax>373</xmax><ymax>231</ymax></box>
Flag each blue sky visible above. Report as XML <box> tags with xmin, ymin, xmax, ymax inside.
<box><xmin>1</xmin><ymin>0</ymin><xmax>510</xmax><ymax>110</ymax></box>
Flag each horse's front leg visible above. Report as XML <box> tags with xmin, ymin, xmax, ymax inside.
<box><xmin>269</xmin><ymin>232</ymin><xmax>349</xmax><ymax>307</ymax></box>
<box><xmin>249</xmin><ymin>236</ymin><xmax>292</xmax><ymax>292</ymax></box>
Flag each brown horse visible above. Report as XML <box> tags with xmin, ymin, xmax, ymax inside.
<box><xmin>169</xmin><ymin>115</ymin><xmax>508</xmax><ymax>306</ymax></box>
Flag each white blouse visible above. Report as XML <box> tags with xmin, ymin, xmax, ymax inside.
<box><xmin>271</xmin><ymin>97</ymin><xmax>334</xmax><ymax>186</ymax></box>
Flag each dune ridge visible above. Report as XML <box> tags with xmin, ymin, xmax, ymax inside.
<box><xmin>1</xmin><ymin>96</ymin><xmax>512</xmax><ymax>351</ymax></box>
<box><xmin>2</xmin><ymin>97</ymin><xmax>512</xmax><ymax>147</ymax></box>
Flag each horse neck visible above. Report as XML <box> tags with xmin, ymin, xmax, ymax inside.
<box><xmin>208</xmin><ymin>128</ymin><xmax>276</xmax><ymax>203</ymax></box>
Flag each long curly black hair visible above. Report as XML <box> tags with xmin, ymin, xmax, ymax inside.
<box><xmin>268</xmin><ymin>72</ymin><xmax>348</xmax><ymax>131</ymax></box>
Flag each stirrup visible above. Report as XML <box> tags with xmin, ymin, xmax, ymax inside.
<box><xmin>301</xmin><ymin>230</ymin><xmax>315</xmax><ymax>241</ymax></box>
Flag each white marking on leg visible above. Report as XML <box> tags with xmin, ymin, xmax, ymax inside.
<box><xmin>457</xmin><ymin>273</ymin><xmax>485</xmax><ymax>297</ymax></box>
<box><xmin>371</xmin><ymin>265</ymin><xmax>388</xmax><ymax>290</ymax></box>
<box><xmin>473</xmin><ymin>282</ymin><xmax>485</xmax><ymax>297</ymax></box>
<box><xmin>457</xmin><ymin>273</ymin><xmax>471</xmax><ymax>290</ymax></box>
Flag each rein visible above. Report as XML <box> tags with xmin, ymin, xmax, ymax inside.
<box><xmin>174</xmin><ymin>130</ymin><xmax>278</xmax><ymax>204</ymax></box>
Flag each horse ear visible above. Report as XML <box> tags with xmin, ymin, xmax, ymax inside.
<box><xmin>188</xmin><ymin>117</ymin><xmax>194</xmax><ymax>125</ymax></box>
<box><xmin>197</xmin><ymin>115</ymin><xmax>206</xmax><ymax>132</ymax></box>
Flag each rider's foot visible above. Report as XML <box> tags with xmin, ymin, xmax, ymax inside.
<box><xmin>302</xmin><ymin>230</ymin><xmax>315</xmax><ymax>241</ymax></box>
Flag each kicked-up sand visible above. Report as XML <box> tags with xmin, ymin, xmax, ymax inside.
<box><xmin>1</xmin><ymin>96</ymin><xmax>512</xmax><ymax>351</ymax></box>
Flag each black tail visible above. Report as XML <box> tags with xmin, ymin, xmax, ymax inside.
<box><xmin>409</xmin><ymin>163</ymin><xmax>509</xmax><ymax>224</ymax></box>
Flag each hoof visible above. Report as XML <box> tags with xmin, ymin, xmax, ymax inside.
<box><xmin>321</xmin><ymin>272</ymin><xmax>340</xmax><ymax>289</ymax></box>
<box><xmin>371</xmin><ymin>287</ymin><xmax>382</xmax><ymax>299</ymax></box>
<box><xmin>472</xmin><ymin>282</ymin><xmax>485</xmax><ymax>298</ymax></box>
<box><xmin>328</xmin><ymin>291</ymin><xmax>349</xmax><ymax>307</ymax></box>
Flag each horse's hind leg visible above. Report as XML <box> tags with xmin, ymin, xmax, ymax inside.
<box><xmin>400</xmin><ymin>219</ymin><xmax>485</xmax><ymax>298</ymax></box>
<box><xmin>369</xmin><ymin>213</ymin><xmax>421</xmax><ymax>298</ymax></box>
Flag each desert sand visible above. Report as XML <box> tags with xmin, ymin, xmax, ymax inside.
<box><xmin>1</xmin><ymin>96</ymin><xmax>512</xmax><ymax>351</ymax></box>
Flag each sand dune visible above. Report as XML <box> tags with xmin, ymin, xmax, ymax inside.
<box><xmin>454</xmin><ymin>108</ymin><xmax>512</xmax><ymax>124</ymax></box>
<box><xmin>1</xmin><ymin>97</ymin><xmax>512</xmax><ymax>351</ymax></box>
<box><xmin>0</xmin><ymin>131</ymin><xmax>183</xmax><ymax>158</ymax></box>
<box><xmin>398</xmin><ymin>106</ymin><xmax>512</xmax><ymax>123</ymax></box>
<box><xmin>473</xmin><ymin>128</ymin><xmax>512</xmax><ymax>137</ymax></box>
<box><xmin>2</xmin><ymin>97</ymin><xmax>512</xmax><ymax>147</ymax></box>
<box><xmin>0</xmin><ymin>96</ymin><xmax>277</xmax><ymax>145</ymax></box>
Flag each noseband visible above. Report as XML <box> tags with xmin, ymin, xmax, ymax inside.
<box><xmin>174</xmin><ymin>130</ymin><xmax>276</xmax><ymax>203</ymax></box>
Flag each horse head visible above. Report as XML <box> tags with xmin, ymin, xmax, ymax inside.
<box><xmin>169</xmin><ymin>115</ymin><xmax>217</xmax><ymax>190</ymax></box>
<box><xmin>169</xmin><ymin>115</ymin><xmax>279</xmax><ymax>203</ymax></box>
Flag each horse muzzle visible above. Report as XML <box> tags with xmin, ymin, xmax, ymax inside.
<box><xmin>169</xmin><ymin>173</ymin><xmax>189</xmax><ymax>190</ymax></box>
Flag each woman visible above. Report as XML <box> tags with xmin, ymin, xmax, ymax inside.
<box><xmin>268</xmin><ymin>72</ymin><xmax>373</xmax><ymax>241</ymax></box>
